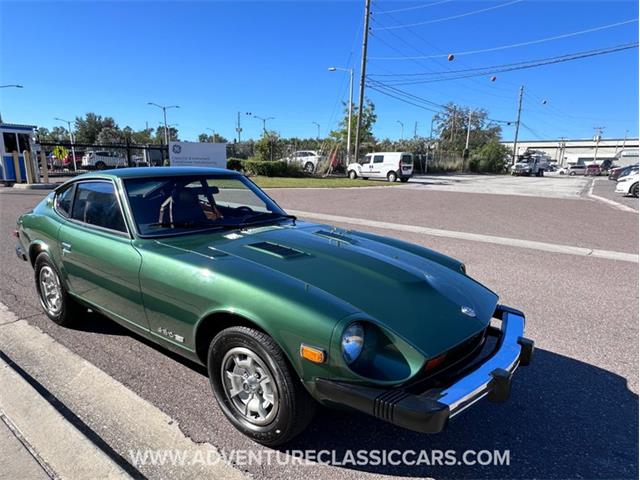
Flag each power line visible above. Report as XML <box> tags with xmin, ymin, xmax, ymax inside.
<box><xmin>368</xmin><ymin>42</ymin><xmax>638</xmax><ymax>77</ymax></box>
<box><xmin>373</xmin><ymin>0</ymin><xmax>524</xmax><ymax>30</ymax></box>
<box><xmin>370</xmin><ymin>18</ymin><xmax>638</xmax><ymax>59</ymax></box>
<box><xmin>374</xmin><ymin>42</ymin><xmax>638</xmax><ymax>85</ymax></box>
<box><xmin>375</xmin><ymin>0</ymin><xmax>455</xmax><ymax>14</ymax></box>
<box><xmin>367</xmin><ymin>84</ymin><xmax>444</xmax><ymax>114</ymax></box>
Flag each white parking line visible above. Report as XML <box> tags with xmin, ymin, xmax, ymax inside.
<box><xmin>587</xmin><ymin>179</ymin><xmax>638</xmax><ymax>213</ymax></box>
<box><xmin>289</xmin><ymin>210</ymin><xmax>639</xmax><ymax>263</ymax></box>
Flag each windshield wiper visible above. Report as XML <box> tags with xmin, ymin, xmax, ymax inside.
<box><xmin>239</xmin><ymin>212</ymin><xmax>297</xmax><ymax>227</ymax></box>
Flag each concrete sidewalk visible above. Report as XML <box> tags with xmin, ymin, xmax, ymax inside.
<box><xmin>0</xmin><ymin>414</ymin><xmax>51</xmax><ymax>480</ymax></box>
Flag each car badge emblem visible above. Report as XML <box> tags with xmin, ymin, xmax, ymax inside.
<box><xmin>461</xmin><ymin>306</ymin><xmax>476</xmax><ymax>318</ymax></box>
<box><xmin>172</xmin><ymin>144</ymin><xmax>182</xmax><ymax>154</ymax></box>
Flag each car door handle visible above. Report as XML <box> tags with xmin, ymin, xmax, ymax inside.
<box><xmin>61</xmin><ymin>242</ymin><xmax>72</xmax><ymax>253</ymax></box>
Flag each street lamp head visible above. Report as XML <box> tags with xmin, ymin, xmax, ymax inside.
<box><xmin>328</xmin><ymin>67</ymin><xmax>337</xmax><ymax>71</ymax></box>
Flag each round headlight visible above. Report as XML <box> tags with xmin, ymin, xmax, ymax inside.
<box><xmin>341</xmin><ymin>322</ymin><xmax>365</xmax><ymax>364</ymax></box>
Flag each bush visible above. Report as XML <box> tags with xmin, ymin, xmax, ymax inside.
<box><xmin>242</xmin><ymin>159</ymin><xmax>303</xmax><ymax>177</ymax></box>
<box><xmin>226</xmin><ymin>158</ymin><xmax>244</xmax><ymax>171</ymax></box>
<box><xmin>470</xmin><ymin>141</ymin><xmax>509</xmax><ymax>173</ymax></box>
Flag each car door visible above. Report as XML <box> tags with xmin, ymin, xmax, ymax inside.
<box><xmin>58</xmin><ymin>179</ymin><xmax>147</xmax><ymax>330</ymax></box>
<box><xmin>371</xmin><ymin>154</ymin><xmax>385</xmax><ymax>177</ymax></box>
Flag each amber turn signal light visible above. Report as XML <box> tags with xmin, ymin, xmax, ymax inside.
<box><xmin>300</xmin><ymin>344</ymin><xmax>326</xmax><ymax>364</ymax></box>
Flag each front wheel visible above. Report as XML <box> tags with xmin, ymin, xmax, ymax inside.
<box><xmin>569</xmin><ymin>171</ymin><xmax>576</xmax><ymax>176</ymax></box>
<box><xmin>348</xmin><ymin>170</ymin><xmax>357</xmax><ymax>180</ymax></box>
<box><xmin>95</xmin><ymin>161</ymin><xmax>106</xmax><ymax>170</ymax></box>
<box><xmin>631</xmin><ymin>183</ymin><xmax>639</xmax><ymax>198</ymax></box>
<box><xmin>400</xmin><ymin>177</ymin><xmax>409</xmax><ymax>183</ymax></box>
<box><xmin>304</xmin><ymin>162</ymin><xmax>315</xmax><ymax>174</ymax></box>
<box><xmin>387</xmin><ymin>171</ymin><xmax>398</xmax><ymax>182</ymax></box>
<box><xmin>208</xmin><ymin>326</ymin><xmax>316</xmax><ymax>446</ymax></box>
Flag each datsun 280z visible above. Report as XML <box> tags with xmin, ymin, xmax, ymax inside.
<box><xmin>15</xmin><ymin>167</ymin><xmax>534</xmax><ymax>446</ymax></box>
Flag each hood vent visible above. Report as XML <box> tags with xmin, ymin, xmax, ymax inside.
<box><xmin>246</xmin><ymin>241</ymin><xmax>307</xmax><ymax>259</ymax></box>
<box><xmin>314</xmin><ymin>230</ymin><xmax>357</xmax><ymax>245</ymax></box>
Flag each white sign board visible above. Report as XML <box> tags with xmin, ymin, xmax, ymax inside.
<box><xmin>169</xmin><ymin>141</ymin><xmax>227</xmax><ymax>168</ymax></box>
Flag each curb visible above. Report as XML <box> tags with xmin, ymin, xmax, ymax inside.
<box><xmin>0</xmin><ymin>355</ymin><xmax>131</xmax><ymax>479</ymax></box>
<box><xmin>12</xmin><ymin>183</ymin><xmax>58</xmax><ymax>190</ymax></box>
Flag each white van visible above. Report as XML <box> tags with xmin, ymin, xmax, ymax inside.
<box><xmin>347</xmin><ymin>152</ymin><xmax>414</xmax><ymax>182</ymax></box>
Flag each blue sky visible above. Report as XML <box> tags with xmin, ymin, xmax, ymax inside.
<box><xmin>1</xmin><ymin>0</ymin><xmax>638</xmax><ymax>142</ymax></box>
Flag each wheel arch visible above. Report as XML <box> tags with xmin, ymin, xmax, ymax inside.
<box><xmin>194</xmin><ymin>310</ymin><xmax>284</xmax><ymax>367</ymax></box>
<box><xmin>29</xmin><ymin>240</ymin><xmax>50</xmax><ymax>267</ymax></box>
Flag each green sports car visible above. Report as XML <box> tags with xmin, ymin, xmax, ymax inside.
<box><xmin>15</xmin><ymin>167</ymin><xmax>533</xmax><ymax>446</ymax></box>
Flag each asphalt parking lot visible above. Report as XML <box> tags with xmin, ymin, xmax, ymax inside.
<box><xmin>0</xmin><ymin>174</ymin><xmax>637</xmax><ymax>479</ymax></box>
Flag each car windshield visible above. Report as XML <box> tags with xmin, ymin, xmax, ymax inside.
<box><xmin>123</xmin><ymin>174</ymin><xmax>290</xmax><ymax>237</ymax></box>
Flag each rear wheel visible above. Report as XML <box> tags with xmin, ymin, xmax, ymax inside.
<box><xmin>304</xmin><ymin>162</ymin><xmax>315</xmax><ymax>174</ymax></box>
<box><xmin>631</xmin><ymin>183</ymin><xmax>639</xmax><ymax>198</ymax></box>
<box><xmin>95</xmin><ymin>161</ymin><xmax>106</xmax><ymax>170</ymax></box>
<box><xmin>348</xmin><ymin>170</ymin><xmax>357</xmax><ymax>180</ymax></box>
<box><xmin>400</xmin><ymin>177</ymin><xmax>409</xmax><ymax>183</ymax></box>
<box><xmin>34</xmin><ymin>253</ymin><xmax>82</xmax><ymax>326</ymax></box>
<box><xmin>387</xmin><ymin>171</ymin><xmax>398</xmax><ymax>182</ymax></box>
<box><xmin>569</xmin><ymin>171</ymin><xmax>576</xmax><ymax>176</ymax></box>
<box><xmin>208</xmin><ymin>326</ymin><xmax>316</xmax><ymax>446</ymax></box>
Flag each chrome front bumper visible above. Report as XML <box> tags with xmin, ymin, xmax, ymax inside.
<box><xmin>437</xmin><ymin>310</ymin><xmax>531</xmax><ymax>418</ymax></box>
<box><xmin>315</xmin><ymin>306</ymin><xmax>534</xmax><ymax>434</ymax></box>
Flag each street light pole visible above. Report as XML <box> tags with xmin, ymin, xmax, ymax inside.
<box><xmin>396</xmin><ymin>120</ymin><xmax>404</xmax><ymax>140</ymax></box>
<box><xmin>147</xmin><ymin>102</ymin><xmax>180</xmax><ymax>145</ymax></box>
<box><xmin>54</xmin><ymin>117</ymin><xmax>77</xmax><ymax>172</ymax></box>
<box><xmin>253</xmin><ymin>115</ymin><xmax>274</xmax><ymax>134</ymax></box>
<box><xmin>312</xmin><ymin>121</ymin><xmax>320</xmax><ymax>140</ymax></box>
<box><xmin>328</xmin><ymin>66</ymin><xmax>354</xmax><ymax>162</ymax></box>
<box><xmin>593</xmin><ymin>126</ymin><xmax>604</xmax><ymax>163</ymax></box>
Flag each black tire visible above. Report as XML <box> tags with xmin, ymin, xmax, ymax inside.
<box><xmin>348</xmin><ymin>170</ymin><xmax>357</xmax><ymax>180</ymax></box>
<box><xmin>362</xmin><ymin>177</ymin><xmax>369</xmax><ymax>180</ymax></box>
<box><xmin>387</xmin><ymin>171</ymin><xmax>397</xmax><ymax>182</ymax></box>
<box><xmin>95</xmin><ymin>161</ymin><xmax>106</xmax><ymax>170</ymax></box>
<box><xmin>304</xmin><ymin>162</ymin><xmax>315</xmax><ymax>174</ymax></box>
<box><xmin>208</xmin><ymin>326</ymin><xmax>316</xmax><ymax>446</ymax></box>
<box><xmin>400</xmin><ymin>177</ymin><xmax>409</xmax><ymax>183</ymax></box>
<box><xmin>569</xmin><ymin>171</ymin><xmax>575</xmax><ymax>176</ymax></box>
<box><xmin>632</xmin><ymin>183</ymin><xmax>639</xmax><ymax>198</ymax></box>
<box><xmin>34</xmin><ymin>252</ymin><xmax>83</xmax><ymax>327</ymax></box>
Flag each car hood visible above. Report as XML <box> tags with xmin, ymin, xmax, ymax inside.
<box><xmin>159</xmin><ymin>222</ymin><xmax>498</xmax><ymax>358</ymax></box>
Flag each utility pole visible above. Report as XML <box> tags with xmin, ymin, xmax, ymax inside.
<box><xmin>593</xmin><ymin>126</ymin><xmax>604</xmax><ymax>163</ymax></box>
<box><xmin>54</xmin><ymin>117</ymin><xmax>77</xmax><ymax>172</ymax></box>
<box><xmin>354</xmin><ymin>0</ymin><xmax>372</xmax><ymax>162</ymax></box>
<box><xmin>465</xmin><ymin>110</ymin><xmax>473</xmax><ymax>151</ymax></box>
<box><xmin>312</xmin><ymin>121</ymin><xmax>320</xmax><ymax>140</ymax></box>
<box><xmin>413</xmin><ymin>121</ymin><xmax>418</xmax><ymax>138</ymax></box>
<box><xmin>621</xmin><ymin>129</ymin><xmax>628</xmax><ymax>151</ymax></box>
<box><xmin>511</xmin><ymin>85</ymin><xmax>524</xmax><ymax>165</ymax></box>
<box><xmin>558</xmin><ymin>136</ymin><xmax>567</xmax><ymax>165</ymax></box>
<box><xmin>397</xmin><ymin>120</ymin><xmax>404</xmax><ymax>140</ymax></box>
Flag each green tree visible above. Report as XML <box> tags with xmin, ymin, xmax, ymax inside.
<box><xmin>154</xmin><ymin>126</ymin><xmax>179</xmax><ymax>144</ymax></box>
<box><xmin>470</xmin><ymin>140</ymin><xmax>510</xmax><ymax>173</ymax></box>
<box><xmin>74</xmin><ymin>113</ymin><xmax>117</xmax><ymax>144</ymax></box>
<box><xmin>434</xmin><ymin>103</ymin><xmax>502</xmax><ymax>153</ymax></box>
<box><xmin>96</xmin><ymin>127</ymin><xmax>125</xmax><ymax>145</ymax></box>
<box><xmin>330</xmin><ymin>99</ymin><xmax>377</xmax><ymax>151</ymax></box>
<box><xmin>37</xmin><ymin>126</ymin><xmax>69</xmax><ymax>143</ymax></box>
<box><xmin>198</xmin><ymin>132</ymin><xmax>229</xmax><ymax>143</ymax></box>
<box><xmin>254</xmin><ymin>131</ymin><xmax>284</xmax><ymax>161</ymax></box>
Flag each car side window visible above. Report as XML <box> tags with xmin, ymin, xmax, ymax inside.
<box><xmin>55</xmin><ymin>185</ymin><xmax>75</xmax><ymax>218</ymax></box>
<box><xmin>71</xmin><ymin>181</ymin><xmax>127</xmax><ymax>233</ymax></box>
<box><xmin>373</xmin><ymin>155</ymin><xmax>384</xmax><ymax>164</ymax></box>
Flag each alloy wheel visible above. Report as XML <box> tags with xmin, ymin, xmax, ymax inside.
<box><xmin>221</xmin><ymin>347</ymin><xmax>279</xmax><ymax>426</ymax></box>
<box><xmin>39</xmin><ymin>266</ymin><xmax>62</xmax><ymax>315</ymax></box>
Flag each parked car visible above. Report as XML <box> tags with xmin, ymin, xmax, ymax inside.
<box><xmin>615</xmin><ymin>172</ymin><xmax>639</xmax><ymax>197</ymax></box>
<box><xmin>585</xmin><ymin>164</ymin><xmax>601</xmax><ymax>176</ymax></box>
<box><xmin>285</xmin><ymin>150</ymin><xmax>324</xmax><ymax>173</ymax></box>
<box><xmin>81</xmin><ymin>151</ymin><xmax>127</xmax><ymax>170</ymax></box>
<box><xmin>347</xmin><ymin>152</ymin><xmax>414</xmax><ymax>182</ymax></box>
<box><xmin>62</xmin><ymin>151</ymin><xmax>84</xmax><ymax>170</ymax></box>
<box><xmin>567</xmin><ymin>164</ymin><xmax>586</xmax><ymax>176</ymax></box>
<box><xmin>15</xmin><ymin>167</ymin><xmax>533</xmax><ymax>446</ymax></box>
<box><xmin>611</xmin><ymin>164</ymin><xmax>639</xmax><ymax>181</ymax></box>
